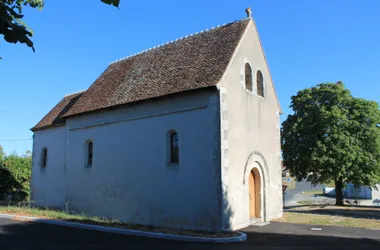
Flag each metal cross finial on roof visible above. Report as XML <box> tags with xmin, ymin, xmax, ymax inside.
<box><xmin>245</xmin><ymin>7</ymin><xmax>252</xmax><ymax>18</ymax></box>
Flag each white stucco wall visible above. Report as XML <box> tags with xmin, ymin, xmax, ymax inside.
<box><xmin>372</xmin><ymin>185</ymin><xmax>380</xmax><ymax>206</ymax></box>
<box><xmin>218</xmin><ymin>19</ymin><xmax>283</xmax><ymax>230</ymax></box>
<box><xmin>31</xmin><ymin>126</ymin><xmax>67</xmax><ymax>208</ymax></box>
<box><xmin>57</xmin><ymin>89</ymin><xmax>222</xmax><ymax>231</ymax></box>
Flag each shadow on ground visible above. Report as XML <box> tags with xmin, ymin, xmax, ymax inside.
<box><xmin>244</xmin><ymin>230</ymin><xmax>380</xmax><ymax>248</ymax></box>
<box><xmin>0</xmin><ymin>219</ymin><xmax>379</xmax><ymax>249</ymax></box>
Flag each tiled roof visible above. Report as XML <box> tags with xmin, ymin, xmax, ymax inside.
<box><xmin>31</xmin><ymin>91</ymin><xmax>85</xmax><ymax>131</ymax></box>
<box><xmin>63</xmin><ymin>19</ymin><xmax>250</xmax><ymax>117</ymax></box>
<box><xmin>32</xmin><ymin>18</ymin><xmax>250</xmax><ymax>131</ymax></box>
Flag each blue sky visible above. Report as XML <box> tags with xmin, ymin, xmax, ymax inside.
<box><xmin>1</xmin><ymin>0</ymin><xmax>379</xmax><ymax>154</ymax></box>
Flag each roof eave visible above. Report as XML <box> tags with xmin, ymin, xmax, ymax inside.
<box><xmin>62</xmin><ymin>86</ymin><xmax>219</xmax><ymax>119</ymax></box>
<box><xmin>31</xmin><ymin>123</ymin><xmax>66</xmax><ymax>132</ymax></box>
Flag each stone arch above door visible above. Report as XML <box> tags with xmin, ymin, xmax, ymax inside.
<box><xmin>243</xmin><ymin>151</ymin><xmax>269</xmax><ymax>185</ymax></box>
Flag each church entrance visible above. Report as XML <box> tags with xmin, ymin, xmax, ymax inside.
<box><xmin>249</xmin><ymin>168</ymin><xmax>261</xmax><ymax>219</ymax></box>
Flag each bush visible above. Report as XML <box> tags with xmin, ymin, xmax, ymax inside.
<box><xmin>0</xmin><ymin>150</ymin><xmax>32</xmax><ymax>201</ymax></box>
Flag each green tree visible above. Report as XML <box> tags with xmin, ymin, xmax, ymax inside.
<box><xmin>281</xmin><ymin>82</ymin><xmax>380</xmax><ymax>205</ymax></box>
<box><xmin>0</xmin><ymin>0</ymin><xmax>119</xmax><ymax>58</ymax></box>
<box><xmin>0</xmin><ymin>150</ymin><xmax>32</xmax><ymax>200</ymax></box>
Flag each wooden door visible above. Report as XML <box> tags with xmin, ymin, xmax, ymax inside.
<box><xmin>249</xmin><ymin>171</ymin><xmax>256</xmax><ymax>219</ymax></box>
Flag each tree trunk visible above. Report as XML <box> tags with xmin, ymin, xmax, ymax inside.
<box><xmin>335</xmin><ymin>178</ymin><xmax>344</xmax><ymax>206</ymax></box>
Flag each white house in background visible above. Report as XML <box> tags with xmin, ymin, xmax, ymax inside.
<box><xmin>30</xmin><ymin>13</ymin><xmax>283</xmax><ymax>232</ymax></box>
<box><xmin>325</xmin><ymin>184</ymin><xmax>380</xmax><ymax>206</ymax></box>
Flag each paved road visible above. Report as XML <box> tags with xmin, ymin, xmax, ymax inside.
<box><xmin>0</xmin><ymin>218</ymin><xmax>379</xmax><ymax>249</ymax></box>
<box><xmin>284</xmin><ymin>180</ymin><xmax>332</xmax><ymax>206</ymax></box>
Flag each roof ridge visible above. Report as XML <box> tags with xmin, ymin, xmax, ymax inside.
<box><xmin>109</xmin><ymin>18</ymin><xmax>250</xmax><ymax>65</ymax></box>
<box><xmin>64</xmin><ymin>89</ymin><xmax>86</xmax><ymax>97</ymax></box>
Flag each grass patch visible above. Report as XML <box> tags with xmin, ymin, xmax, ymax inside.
<box><xmin>0</xmin><ymin>205</ymin><xmax>120</xmax><ymax>225</ymax></box>
<box><xmin>288</xmin><ymin>205</ymin><xmax>380</xmax><ymax>219</ymax></box>
<box><xmin>0</xmin><ymin>205</ymin><xmax>238</xmax><ymax>238</ymax></box>
<box><xmin>275</xmin><ymin>212</ymin><xmax>380</xmax><ymax>230</ymax></box>
<box><xmin>302</xmin><ymin>190</ymin><xmax>324</xmax><ymax>196</ymax></box>
<box><xmin>297</xmin><ymin>200</ymin><xmax>313</xmax><ymax>205</ymax></box>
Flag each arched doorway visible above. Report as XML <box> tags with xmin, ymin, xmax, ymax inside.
<box><xmin>249</xmin><ymin>168</ymin><xmax>261</xmax><ymax>219</ymax></box>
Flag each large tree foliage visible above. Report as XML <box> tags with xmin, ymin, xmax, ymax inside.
<box><xmin>0</xmin><ymin>0</ymin><xmax>119</xmax><ymax>58</ymax></box>
<box><xmin>282</xmin><ymin>82</ymin><xmax>380</xmax><ymax>205</ymax></box>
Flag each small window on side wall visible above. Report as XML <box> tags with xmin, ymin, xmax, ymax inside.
<box><xmin>85</xmin><ymin>140</ymin><xmax>93</xmax><ymax>167</ymax></box>
<box><xmin>245</xmin><ymin>63</ymin><xmax>253</xmax><ymax>92</ymax></box>
<box><xmin>41</xmin><ymin>148</ymin><xmax>48</xmax><ymax>168</ymax></box>
<box><xmin>256</xmin><ymin>70</ymin><xmax>264</xmax><ymax>97</ymax></box>
<box><xmin>170</xmin><ymin>131</ymin><xmax>179</xmax><ymax>164</ymax></box>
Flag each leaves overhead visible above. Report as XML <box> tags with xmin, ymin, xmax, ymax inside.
<box><xmin>0</xmin><ymin>0</ymin><xmax>119</xmax><ymax>59</ymax></box>
<box><xmin>0</xmin><ymin>0</ymin><xmax>44</xmax><ymax>57</ymax></box>
<box><xmin>101</xmin><ymin>0</ymin><xmax>120</xmax><ymax>8</ymax></box>
<box><xmin>282</xmin><ymin>82</ymin><xmax>380</xmax><ymax>201</ymax></box>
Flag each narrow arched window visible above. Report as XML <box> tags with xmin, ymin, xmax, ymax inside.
<box><xmin>170</xmin><ymin>132</ymin><xmax>179</xmax><ymax>163</ymax></box>
<box><xmin>85</xmin><ymin>140</ymin><xmax>93</xmax><ymax>167</ymax></box>
<box><xmin>245</xmin><ymin>63</ymin><xmax>253</xmax><ymax>91</ymax></box>
<box><xmin>41</xmin><ymin>148</ymin><xmax>48</xmax><ymax>168</ymax></box>
<box><xmin>257</xmin><ymin>70</ymin><xmax>264</xmax><ymax>97</ymax></box>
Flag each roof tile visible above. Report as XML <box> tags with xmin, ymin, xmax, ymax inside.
<box><xmin>33</xmin><ymin>18</ymin><xmax>250</xmax><ymax>131</ymax></box>
<box><xmin>64</xmin><ymin>19</ymin><xmax>250</xmax><ymax>117</ymax></box>
<box><xmin>31</xmin><ymin>91</ymin><xmax>84</xmax><ymax>131</ymax></box>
